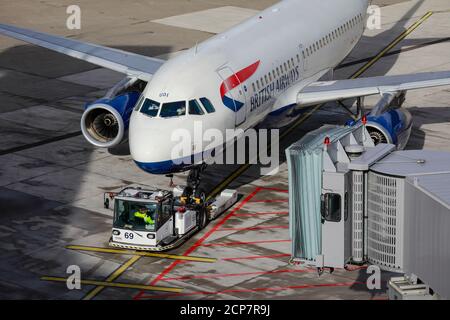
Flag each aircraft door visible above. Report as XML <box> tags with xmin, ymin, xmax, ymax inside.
<box><xmin>299</xmin><ymin>44</ymin><xmax>307</xmax><ymax>71</ymax></box>
<box><xmin>216</xmin><ymin>66</ymin><xmax>247</xmax><ymax>126</ymax></box>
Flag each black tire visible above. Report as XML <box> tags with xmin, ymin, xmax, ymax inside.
<box><xmin>198</xmin><ymin>206</ymin><xmax>207</xmax><ymax>229</ymax></box>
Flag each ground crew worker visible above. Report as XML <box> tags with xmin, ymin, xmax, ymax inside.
<box><xmin>134</xmin><ymin>207</ymin><xmax>155</xmax><ymax>226</ymax></box>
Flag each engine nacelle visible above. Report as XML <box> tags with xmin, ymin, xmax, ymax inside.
<box><xmin>81</xmin><ymin>91</ymin><xmax>141</xmax><ymax>148</ymax></box>
<box><xmin>366</xmin><ymin>107</ymin><xmax>412</xmax><ymax>150</ymax></box>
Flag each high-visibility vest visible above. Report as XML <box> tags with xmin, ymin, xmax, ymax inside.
<box><xmin>134</xmin><ymin>211</ymin><xmax>154</xmax><ymax>224</ymax></box>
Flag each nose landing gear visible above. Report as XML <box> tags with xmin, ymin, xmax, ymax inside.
<box><xmin>187</xmin><ymin>163</ymin><xmax>208</xmax><ymax>202</ymax></box>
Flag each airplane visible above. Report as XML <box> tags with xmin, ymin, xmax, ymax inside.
<box><xmin>1</xmin><ymin>0</ymin><xmax>450</xmax><ymax>192</ymax></box>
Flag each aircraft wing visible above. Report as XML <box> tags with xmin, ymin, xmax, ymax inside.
<box><xmin>296</xmin><ymin>71</ymin><xmax>450</xmax><ymax>106</ymax></box>
<box><xmin>0</xmin><ymin>23</ymin><xmax>165</xmax><ymax>81</ymax></box>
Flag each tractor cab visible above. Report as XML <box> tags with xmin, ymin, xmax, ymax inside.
<box><xmin>105</xmin><ymin>187</ymin><xmax>177</xmax><ymax>250</ymax></box>
<box><xmin>113</xmin><ymin>191</ymin><xmax>172</xmax><ymax>233</ymax></box>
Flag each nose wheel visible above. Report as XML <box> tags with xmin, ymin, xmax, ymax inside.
<box><xmin>187</xmin><ymin>163</ymin><xmax>207</xmax><ymax>200</ymax></box>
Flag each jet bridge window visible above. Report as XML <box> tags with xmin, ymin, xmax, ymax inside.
<box><xmin>199</xmin><ymin>97</ymin><xmax>216</xmax><ymax>113</ymax></box>
<box><xmin>188</xmin><ymin>99</ymin><xmax>204</xmax><ymax>115</ymax></box>
<box><xmin>321</xmin><ymin>193</ymin><xmax>341</xmax><ymax>222</ymax></box>
<box><xmin>140</xmin><ymin>98</ymin><xmax>160</xmax><ymax>117</ymax></box>
<box><xmin>160</xmin><ymin>101</ymin><xmax>186</xmax><ymax>118</ymax></box>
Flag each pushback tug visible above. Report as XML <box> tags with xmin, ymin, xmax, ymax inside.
<box><xmin>104</xmin><ymin>186</ymin><xmax>237</xmax><ymax>251</ymax></box>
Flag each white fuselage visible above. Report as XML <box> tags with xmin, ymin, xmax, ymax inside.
<box><xmin>130</xmin><ymin>0</ymin><xmax>369</xmax><ymax>174</ymax></box>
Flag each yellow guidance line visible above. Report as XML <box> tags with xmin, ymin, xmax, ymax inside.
<box><xmin>82</xmin><ymin>255</ymin><xmax>141</xmax><ymax>300</ymax></box>
<box><xmin>41</xmin><ymin>276</ymin><xmax>182</xmax><ymax>293</ymax></box>
<box><xmin>351</xmin><ymin>11</ymin><xmax>433</xmax><ymax>79</ymax></box>
<box><xmin>66</xmin><ymin>245</ymin><xmax>216</xmax><ymax>263</ymax></box>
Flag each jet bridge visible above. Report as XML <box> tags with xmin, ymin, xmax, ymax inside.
<box><xmin>286</xmin><ymin>123</ymin><xmax>450</xmax><ymax>299</ymax></box>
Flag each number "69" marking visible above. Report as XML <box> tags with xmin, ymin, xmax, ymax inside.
<box><xmin>124</xmin><ymin>232</ymin><xmax>134</xmax><ymax>239</ymax></box>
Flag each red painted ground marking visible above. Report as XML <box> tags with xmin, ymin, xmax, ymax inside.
<box><xmin>233</xmin><ymin>211</ymin><xmax>289</xmax><ymax>217</ymax></box>
<box><xmin>343</xmin><ymin>265</ymin><xmax>368</xmax><ymax>271</ymax></box>
<box><xmin>160</xmin><ymin>268</ymin><xmax>313</xmax><ymax>282</ymax></box>
<box><xmin>222</xmin><ymin>253</ymin><xmax>291</xmax><ymax>261</ymax></box>
<box><xmin>138</xmin><ymin>281</ymin><xmax>362</xmax><ymax>299</ymax></box>
<box><xmin>201</xmin><ymin>239</ymin><xmax>291</xmax><ymax>248</ymax></box>
<box><xmin>259</xmin><ymin>187</ymin><xmax>288</xmax><ymax>193</ymax></box>
<box><xmin>248</xmin><ymin>199</ymin><xmax>288</xmax><ymax>203</ymax></box>
<box><xmin>133</xmin><ymin>187</ymin><xmax>262</xmax><ymax>300</ymax></box>
<box><xmin>217</xmin><ymin>225</ymin><xmax>289</xmax><ymax>231</ymax></box>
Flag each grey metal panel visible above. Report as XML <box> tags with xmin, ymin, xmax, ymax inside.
<box><xmin>347</xmin><ymin>143</ymin><xmax>395</xmax><ymax>171</ymax></box>
<box><xmin>406</xmin><ymin>174</ymin><xmax>450</xmax><ymax>209</ymax></box>
<box><xmin>0</xmin><ymin>23</ymin><xmax>164</xmax><ymax>79</ymax></box>
<box><xmin>404</xmin><ymin>179</ymin><xmax>450</xmax><ymax>299</ymax></box>
<box><xmin>370</xmin><ymin>150</ymin><xmax>450</xmax><ymax>177</ymax></box>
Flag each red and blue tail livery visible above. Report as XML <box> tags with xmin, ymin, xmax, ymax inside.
<box><xmin>220</xmin><ymin>61</ymin><xmax>260</xmax><ymax>112</ymax></box>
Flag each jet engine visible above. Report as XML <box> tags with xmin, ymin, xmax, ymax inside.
<box><xmin>364</xmin><ymin>91</ymin><xmax>412</xmax><ymax>150</ymax></box>
<box><xmin>366</xmin><ymin>107</ymin><xmax>412</xmax><ymax>150</ymax></box>
<box><xmin>81</xmin><ymin>77</ymin><xmax>146</xmax><ymax>148</ymax></box>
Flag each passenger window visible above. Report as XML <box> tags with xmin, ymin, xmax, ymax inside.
<box><xmin>140</xmin><ymin>98</ymin><xmax>160</xmax><ymax>117</ymax></box>
<box><xmin>272</xmin><ymin>70</ymin><xmax>276</xmax><ymax>79</ymax></box>
<box><xmin>160</xmin><ymin>101</ymin><xmax>186</xmax><ymax>118</ymax></box>
<box><xmin>200</xmin><ymin>97</ymin><xmax>216</xmax><ymax>113</ymax></box>
<box><xmin>256</xmin><ymin>79</ymin><xmax>260</xmax><ymax>90</ymax></box>
<box><xmin>188</xmin><ymin>99</ymin><xmax>204</xmax><ymax>115</ymax></box>
<box><xmin>252</xmin><ymin>83</ymin><xmax>256</xmax><ymax>92</ymax></box>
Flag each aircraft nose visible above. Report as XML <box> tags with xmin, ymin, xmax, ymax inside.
<box><xmin>128</xmin><ymin>112</ymin><xmax>186</xmax><ymax>174</ymax></box>
<box><xmin>128</xmin><ymin>113</ymin><xmax>161</xmax><ymax>163</ymax></box>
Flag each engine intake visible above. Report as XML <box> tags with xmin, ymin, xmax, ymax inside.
<box><xmin>82</xmin><ymin>104</ymin><xmax>125</xmax><ymax>148</ymax></box>
<box><xmin>366</xmin><ymin>107</ymin><xmax>412</xmax><ymax>150</ymax></box>
<box><xmin>81</xmin><ymin>91</ymin><xmax>141</xmax><ymax>148</ymax></box>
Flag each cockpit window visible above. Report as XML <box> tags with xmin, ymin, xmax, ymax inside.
<box><xmin>160</xmin><ymin>101</ymin><xmax>186</xmax><ymax>118</ymax></box>
<box><xmin>199</xmin><ymin>98</ymin><xmax>216</xmax><ymax>113</ymax></box>
<box><xmin>188</xmin><ymin>100</ymin><xmax>204</xmax><ymax>115</ymax></box>
<box><xmin>140</xmin><ymin>98</ymin><xmax>160</xmax><ymax>117</ymax></box>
